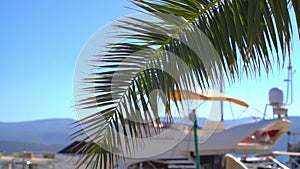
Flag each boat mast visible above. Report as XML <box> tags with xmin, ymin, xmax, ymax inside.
<box><xmin>220</xmin><ymin>70</ymin><xmax>224</xmax><ymax>122</ymax></box>
<box><xmin>284</xmin><ymin>55</ymin><xmax>294</xmax><ymax>106</ymax></box>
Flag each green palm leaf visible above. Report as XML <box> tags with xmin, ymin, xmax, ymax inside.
<box><xmin>72</xmin><ymin>0</ymin><xmax>300</xmax><ymax>168</ymax></box>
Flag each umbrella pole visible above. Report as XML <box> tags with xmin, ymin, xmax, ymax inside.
<box><xmin>191</xmin><ymin>110</ymin><xmax>201</xmax><ymax>169</ymax></box>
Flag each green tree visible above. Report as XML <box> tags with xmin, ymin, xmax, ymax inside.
<box><xmin>72</xmin><ymin>0</ymin><xmax>300</xmax><ymax>168</ymax></box>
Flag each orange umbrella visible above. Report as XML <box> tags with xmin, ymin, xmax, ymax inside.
<box><xmin>169</xmin><ymin>89</ymin><xmax>249</xmax><ymax>108</ymax></box>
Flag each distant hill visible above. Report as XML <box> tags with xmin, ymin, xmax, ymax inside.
<box><xmin>0</xmin><ymin>140</ymin><xmax>62</xmax><ymax>152</ymax></box>
<box><xmin>0</xmin><ymin>118</ymin><xmax>78</xmax><ymax>152</ymax></box>
<box><xmin>0</xmin><ymin>117</ymin><xmax>299</xmax><ymax>153</ymax></box>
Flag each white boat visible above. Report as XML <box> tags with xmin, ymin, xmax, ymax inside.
<box><xmin>114</xmin><ymin>88</ymin><xmax>291</xmax><ymax>169</ymax></box>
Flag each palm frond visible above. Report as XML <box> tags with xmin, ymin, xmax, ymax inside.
<box><xmin>72</xmin><ymin>0</ymin><xmax>300</xmax><ymax>168</ymax></box>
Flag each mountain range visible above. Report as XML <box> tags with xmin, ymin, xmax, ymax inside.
<box><xmin>0</xmin><ymin>117</ymin><xmax>299</xmax><ymax>152</ymax></box>
<box><xmin>0</xmin><ymin>118</ymin><xmax>77</xmax><ymax>152</ymax></box>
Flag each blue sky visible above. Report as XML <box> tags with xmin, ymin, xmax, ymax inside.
<box><xmin>0</xmin><ymin>1</ymin><xmax>299</xmax><ymax>122</ymax></box>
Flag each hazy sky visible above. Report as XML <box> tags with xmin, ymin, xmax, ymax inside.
<box><xmin>0</xmin><ymin>1</ymin><xmax>299</xmax><ymax>122</ymax></box>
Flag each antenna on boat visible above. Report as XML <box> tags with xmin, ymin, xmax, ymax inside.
<box><xmin>264</xmin><ymin>55</ymin><xmax>295</xmax><ymax>119</ymax></box>
<box><xmin>284</xmin><ymin>55</ymin><xmax>295</xmax><ymax>105</ymax></box>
